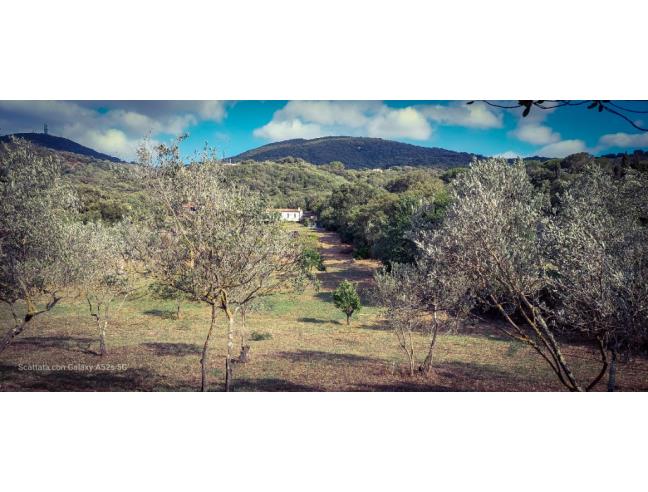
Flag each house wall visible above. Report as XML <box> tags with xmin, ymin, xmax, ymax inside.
<box><xmin>280</xmin><ymin>211</ymin><xmax>302</xmax><ymax>221</ymax></box>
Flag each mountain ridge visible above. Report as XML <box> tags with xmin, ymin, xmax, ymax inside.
<box><xmin>0</xmin><ymin>133</ymin><xmax>123</xmax><ymax>163</ymax></box>
<box><xmin>230</xmin><ymin>136</ymin><xmax>484</xmax><ymax>169</ymax></box>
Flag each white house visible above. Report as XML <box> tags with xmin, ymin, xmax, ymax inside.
<box><xmin>273</xmin><ymin>208</ymin><xmax>303</xmax><ymax>222</ymax></box>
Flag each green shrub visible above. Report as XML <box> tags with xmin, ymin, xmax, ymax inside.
<box><xmin>333</xmin><ymin>280</ymin><xmax>361</xmax><ymax>325</ymax></box>
<box><xmin>249</xmin><ymin>331</ymin><xmax>273</xmax><ymax>341</ymax></box>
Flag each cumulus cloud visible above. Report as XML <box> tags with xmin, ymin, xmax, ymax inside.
<box><xmin>253</xmin><ymin>119</ymin><xmax>326</xmax><ymax>141</ymax></box>
<box><xmin>537</xmin><ymin>139</ymin><xmax>588</xmax><ymax>158</ymax></box>
<box><xmin>270</xmin><ymin>101</ymin><xmax>378</xmax><ymax>128</ymax></box>
<box><xmin>252</xmin><ymin>101</ymin><xmax>463</xmax><ymax>142</ymax></box>
<box><xmin>506</xmin><ymin>107</ymin><xmax>590</xmax><ymax>157</ymax></box>
<box><xmin>506</xmin><ymin>104</ymin><xmax>577</xmax><ymax>156</ymax></box>
<box><xmin>510</xmin><ymin>123</ymin><xmax>561</xmax><ymax>145</ymax></box>
<box><xmin>81</xmin><ymin>129</ymin><xmax>146</xmax><ymax>159</ymax></box>
<box><xmin>74</xmin><ymin>101</ymin><xmax>229</xmax><ymax>124</ymax></box>
<box><xmin>366</xmin><ymin>107</ymin><xmax>431</xmax><ymax>140</ymax></box>
<box><xmin>417</xmin><ymin>101</ymin><xmax>503</xmax><ymax>129</ymax></box>
<box><xmin>596</xmin><ymin>131</ymin><xmax>648</xmax><ymax>150</ymax></box>
<box><xmin>0</xmin><ymin>100</ymin><xmax>230</xmax><ymax>160</ymax></box>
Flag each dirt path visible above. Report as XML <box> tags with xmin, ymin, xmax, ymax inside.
<box><xmin>315</xmin><ymin>229</ymin><xmax>381</xmax><ymax>293</ymax></box>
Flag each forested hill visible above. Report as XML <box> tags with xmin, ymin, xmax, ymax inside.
<box><xmin>0</xmin><ymin>133</ymin><xmax>123</xmax><ymax>163</ymax></box>
<box><xmin>230</xmin><ymin>136</ymin><xmax>483</xmax><ymax>169</ymax></box>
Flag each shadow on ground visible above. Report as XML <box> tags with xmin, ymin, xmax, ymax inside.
<box><xmin>356</xmin><ymin>321</ymin><xmax>391</xmax><ymax>332</ymax></box>
<box><xmin>275</xmin><ymin>349</ymin><xmax>384</xmax><ymax>365</ymax></box>
<box><xmin>298</xmin><ymin>317</ymin><xmax>341</xmax><ymax>325</ymax></box>
<box><xmin>232</xmin><ymin>378</ymin><xmax>318</xmax><ymax>392</ymax></box>
<box><xmin>143</xmin><ymin>309</ymin><xmax>178</xmax><ymax>320</ymax></box>
<box><xmin>14</xmin><ymin>336</ymin><xmax>98</xmax><ymax>355</ymax></box>
<box><xmin>0</xmin><ymin>364</ymin><xmax>158</xmax><ymax>391</ymax></box>
<box><xmin>353</xmin><ymin>381</ymin><xmax>453</xmax><ymax>391</ymax></box>
<box><xmin>435</xmin><ymin>360</ymin><xmax>545</xmax><ymax>390</ymax></box>
<box><xmin>141</xmin><ymin>342</ymin><xmax>201</xmax><ymax>356</ymax></box>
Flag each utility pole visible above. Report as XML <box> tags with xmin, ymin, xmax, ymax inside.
<box><xmin>43</xmin><ymin>123</ymin><xmax>48</xmax><ymax>135</ymax></box>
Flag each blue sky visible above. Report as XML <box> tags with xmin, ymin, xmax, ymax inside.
<box><xmin>1</xmin><ymin>100</ymin><xmax>647</xmax><ymax>161</ymax></box>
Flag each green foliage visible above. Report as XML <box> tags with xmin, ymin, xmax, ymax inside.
<box><xmin>523</xmin><ymin>152</ymin><xmax>648</xmax><ymax>206</ymax></box>
<box><xmin>301</xmin><ymin>247</ymin><xmax>326</xmax><ymax>273</ymax></box>
<box><xmin>249</xmin><ymin>331</ymin><xmax>273</xmax><ymax>341</ymax></box>
<box><xmin>141</xmin><ymin>140</ymin><xmax>310</xmax><ymax>314</ymax></box>
<box><xmin>414</xmin><ymin>157</ymin><xmax>648</xmax><ymax>390</ymax></box>
<box><xmin>317</xmin><ymin>170</ymin><xmax>449</xmax><ymax>265</ymax></box>
<box><xmin>546</xmin><ymin>165</ymin><xmax>648</xmax><ymax>356</ymax></box>
<box><xmin>63</xmin><ymin>160</ymin><xmax>155</xmax><ymax>224</ymax></box>
<box><xmin>327</xmin><ymin>161</ymin><xmax>345</xmax><ymax>171</ymax></box>
<box><xmin>439</xmin><ymin>166</ymin><xmax>468</xmax><ymax>183</ymax></box>
<box><xmin>0</xmin><ymin>138</ymin><xmax>78</xmax><ymax>310</ymax></box>
<box><xmin>148</xmin><ymin>282</ymin><xmax>192</xmax><ymax>302</ymax></box>
<box><xmin>230</xmin><ymin>136</ymin><xmax>478</xmax><ymax>168</ymax></box>
<box><xmin>220</xmin><ymin>160</ymin><xmax>347</xmax><ymax>210</ymax></box>
<box><xmin>332</xmin><ymin>280</ymin><xmax>361</xmax><ymax>324</ymax></box>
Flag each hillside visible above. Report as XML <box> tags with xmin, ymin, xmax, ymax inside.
<box><xmin>0</xmin><ymin>132</ymin><xmax>122</xmax><ymax>162</ymax></box>
<box><xmin>230</xmin><ymin>136</ymin><xmax>482</xmax><ymax>169</ymax></box>
<box><xmin>221</xmin><ymin>160</ymin><xmax>349</xmax><ymax>209</ymax></box>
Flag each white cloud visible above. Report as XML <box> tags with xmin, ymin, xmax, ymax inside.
<box><xmin>596</xmin><ymin>131</ymin><xmax>648</xmax><ymax>150</ymax></box>
<box><xmin>366</xmin><ymin>107</ymin><xmax>431</xmax><ymax>140</ymax></box>
<box><xmin>273</xmin><ymin>101</ymin><xmax>378</xmax><ymax>128</ymax></box>
<box><xmin>418</xmin><ymin>101</ymin><xmax>502</xmax><ymax>129</ymax></box>
<box><xmin>102</xmin><ymin>110</ymin><xmax>196</xmax><ymax>136</ymax></box>
<box><xmin>193</xmin><ymin>101</ymin><xmax>228</xmax><ymax>121</ymax></box>
<box><xmin>254</xmin><ymin>101</ymin><xmax>436</xmax><ymax>142</ymax></box>
<box><xmin>81</xmin><ymin>128</ymin><xmax>137</xmax><ymax>157</ymax></box>
<box><xmin>510</xmin><ymin>123</ymin><xmax>561</xmax><ymax>145</ymax></box>
<box><xmin>506</xmin><ymin>104</ymin><xmax>571</xmax><ymax>153</ymax></box>
<box><xmin>253</xmin><ymin>119</ymin><xmax>326</xmax><ymax>141</ymax></box>
<box><xmin>537</xmin><ymin>139</ymin><xmax>588</xmax><ymax>158</ymax></box>
<box><xmin>494</xmin><ymin>150</ymin><xmax>522</xmax><ymax>159</ymax></box>
<box><xmin>0</xmin><ymin>100</ymin><xmax>230</xmax><ymax>160</ymax></box>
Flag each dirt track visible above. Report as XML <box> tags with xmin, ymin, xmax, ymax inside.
<box><xmin>315</xmin><ymin>230</ymin><xmax>381</xmax><ymax>294</ymax></box>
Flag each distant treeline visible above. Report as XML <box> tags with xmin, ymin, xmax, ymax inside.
<box><xmin>12</xmin><ymin>144</ymin><xmax>647</xmax><ymax>267</ymax></box>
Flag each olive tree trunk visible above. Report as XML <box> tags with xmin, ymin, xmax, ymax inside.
<box><xmin>0</xmin><ymin>319</ymin><xmax>30</xmax><ymax>355</ymax></box>
<box><xmin>239</xmin><ymin>310</ymin><xmax>247</xmax><ymax>346</ymax></box>
<box><xmin>200</xmin><ymin>303</ymin><xmax>218</xmax><ymax>392</ymax></box>
<box><xmin>0</xmin><ymin>297</ymin><xmax>60</xmax><ymax>355</ymax></box>
<box><xmin>225</xmin><ymin>310</ymin><xmax>235</xmax><ymax>392</ymax></box>
<box><xmin>420</xmin><ymin>310</ymin><xmax>440</xmax><ymax>375</ymax></box>
<box><xmin>608</xmin><ymin>348</ymin><xmax>618</xmax><ymax>392</ymax></box>
<box><xmin>98</xmin><ymin>319</ymin><xmax>108</xmax><ymax>356</ymax></box>
<box><xmin>407</xmin><ymin>342</ymin><xmax>415</xmax><ymax>377</ymax></box>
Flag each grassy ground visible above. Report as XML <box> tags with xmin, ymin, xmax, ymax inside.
<box><xmin>1</xmin><ymin>226</ymin><xmax>647</xmax><ymax>391</ymax></box>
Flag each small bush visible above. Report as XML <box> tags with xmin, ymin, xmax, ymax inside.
<box><xmin>352</xmin><ymin>245</ymin><xmax>370</xmax><ymax>259</ymax></box>
<box><xmin>301</xmin><ymin>247</ymin><xmax>326</xmax><ymax>272</ymax></box>
<box><xmin>249</xmin><ymin>331</ymin><xmax>273</xmax><ymax>341</ymax></box>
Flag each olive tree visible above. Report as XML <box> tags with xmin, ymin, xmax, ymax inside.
<box><xmin>416</xmin><ymin>158</ymin><xmax>606</xmax><ymax>391</ymax></box>
<box><xmin>547</xmin><ymin>165</ymin><xmax>648</xmax><ymax>391</ymax></box>
<box><xmin>374</xmin><ymin>253</ymin><xmax>471</xmax><ymax>376</ymax></box>
<box><xmin>68</xmin><ymin>221</ymin><xmax>138</xmax><ymax>356</ymax></box>
<box><xmin>214</xmin><ymin>214</ymin><xmax>307</xmax><ymax>390</ymax></box>
<box><xmin>374</xmin><ymin>263</ymin><xmax>427</xmax><ymax>376</ymax></box>
<box><xmin>0</xmin><ymin>139</ymin><xmax>78</xmax><ymax>354</ymax></box>
<box><xmin>141</xmin><ymin>141</ymin><xmax>306</xmax><ymax>391</ymax></box>
<box><xmin>417</xmin><ymin>248</ymin><xmax>473</xmax><ymax>375</ymax></box>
